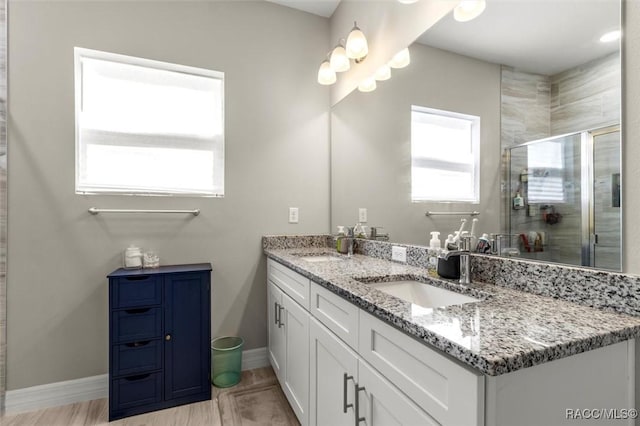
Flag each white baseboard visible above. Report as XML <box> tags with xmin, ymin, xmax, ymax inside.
<box><xmin>4</xmin><ymin>374</ymin><xmax>108</xmax><ymax>415</ymax></box>
<box><xmin>241</xmin><ymin>346</ymin><xmax>269</xmax><ymax>371</ymax></box>
<box><xmin>4</xmin><ymin>346</ymin><xmax>269</xmax><ymax>415</ymax></box>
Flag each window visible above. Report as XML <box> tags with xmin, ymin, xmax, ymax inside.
<box><xmin>411</xmin><ymin>106</ymin><xmax>480</xmax><ymax>202</ymax></box>
<box><xmin>75</xmin><ymin>48</ymin><xmax>224</xmax><ymax>196</ymax></box>
<box><xmin>526</xmin><ymin>141</ymin><xmax>565</xmax><ymax>202</ymax></box>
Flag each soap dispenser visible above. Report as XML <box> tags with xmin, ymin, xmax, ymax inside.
<box><xmin>429</xmin><ymin>231</ymin><xmax>441</xmax><ymax>250</ymax></box>
<box><xmin>336</xmin><ymin>226</ymin><xmax>346</xmax><ymax>252</ymax></box>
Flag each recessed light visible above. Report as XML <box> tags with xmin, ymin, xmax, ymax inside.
<box><xmin>600</xmin><ymin>30</ymin><xmax>621</xmax><ymax>43</ymax></box>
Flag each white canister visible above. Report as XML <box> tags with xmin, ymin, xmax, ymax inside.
<box><xmin>124</xmin><ymin>245</ymin><xmax>143</xmax><ymax>269</ymax></box>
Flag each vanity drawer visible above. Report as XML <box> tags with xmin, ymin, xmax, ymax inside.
<box><xmin>268</xmin><ymin>259</ymin><xmax>310</xmax><ymax>310</ymax></box>
<box><xmin>111</xmin><ymin>275</ymin><xmax>162</xmax><ymax>308</ymax></box>
<box><xmin>112</xmin><ymin>307</ymin><xmax>162</xmax><ymax>342</ymax></box>
<box><xmin>310</xmin><ymin>283</ymin><xmax>359</xmax><ymax>349</ymax></box>
<box><xmin>358</xmin><ymin>311</ymin><xmax>484</xmax><ymax>426</ymax></box>
<box><xmin>112</xmin><ymin>339</ymin><xmax>162</xmax><ymax>377</ymax></box>
<box><xmin>112</xmin><ymin>372</ymin><xmax>162</xmax><ymax>410</ymax></box>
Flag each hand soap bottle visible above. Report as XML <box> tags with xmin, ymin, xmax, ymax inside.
<box><xmin>336</xmin><ymin>226</ymin><xmax>346</xmax><ymax>252</ymax></box>
<box><xmin>429</xmin><ymin>231</ymin><xmax>441</xmax><ymax>250</ymax></box>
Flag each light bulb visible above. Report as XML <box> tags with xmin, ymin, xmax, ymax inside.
<box><xmin>346</xmin><ymin>22</ymin><xmax>368</xmax><ymax>61</ymax></box>
<box><xmin>330</xmin><ymin>44</ymin><xmax>350</xmax><ymax>72</ymax></box>
<box><xmin>374</xmin><ymin>64</ymin><xmax>391</xmax><ymax>81</ymax></box>
<box><xmin>317</xmin><ymin>60</ymin><xmax>336</xmax><ymax>85</ymax></box>
<box><xmin>388</xmin><ymin>48</ymin><xmax>410</xmax><ymax>69</ymax></box>
<box><xmin>358</xmin><ymin>76</ymin><xmax>377</xmax><ymax>93</ymax></box>
<box><xmin>453</xmin><ymin>0</ymin><xmax>486</xmax><ymax>22</ymax></box>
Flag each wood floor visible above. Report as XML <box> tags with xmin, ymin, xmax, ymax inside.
<box><xmin>1</xmin><ymin>367</ymin><xmax>298</xmax><ymax>426</ymax></box>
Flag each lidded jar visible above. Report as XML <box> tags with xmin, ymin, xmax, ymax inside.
<box><xmin>123</xmin><ymin>245</ymin><xmax>143</xmax><ymax>269</ymax></box>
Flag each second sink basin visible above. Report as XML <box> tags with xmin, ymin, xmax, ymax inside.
<box><xmin>366</xmin><ymin>280</ymin><xmax>480</xmax><ymax>308</ymax></box>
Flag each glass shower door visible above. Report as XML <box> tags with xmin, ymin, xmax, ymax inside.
<box><xmin>591</xmin><ymin>128</ymin><xmax>621</xmax><ymax>270</ymax></box>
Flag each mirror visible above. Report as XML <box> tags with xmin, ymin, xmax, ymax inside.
<box><xmin>330</xmin><ymin>0</ymin><xmax>621</xmax><ymax>270</ymax></box>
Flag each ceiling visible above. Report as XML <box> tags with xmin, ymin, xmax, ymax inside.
<box><xmin>265</xmin><ymin>0</ymin><xmax>341</xmax><ymax>18</ymax></box>
<box><xmin>418</xmin><ymin>0</ymin><xmax>620</xmax><ymax>75</ymax></box>
<box><xmin>265</xmin><ymin>0</ymin><xmax>620</xmax><ymax>75</ymax></box>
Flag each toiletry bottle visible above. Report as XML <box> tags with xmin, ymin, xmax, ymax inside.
<box><xmin>476</xmin><ymin>233</ymin><xmax>491</xmax><ymax>253</ymax></box>
<box><xmin>513</xmin><ymin>192</ymin><xmax>525</xmax><ymax>209</ymax></box>
<box><xmin>336</xmin><ymin>226</ymin><xmax>346</xmax><ymax>252</ymax></box>
<box><xmin>429</xmin><ymin>231</ymin><xmax>441</xmax><ymax>250</ymax></box>
<box><xmin>445</xmin><ymin>234</ymin><xmax>456</xmax><ymax>250</ymax></box>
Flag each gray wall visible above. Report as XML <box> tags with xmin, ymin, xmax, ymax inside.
<box><xmin>0</xmin><ymin>0</ymin><xmax>6</xmax><ymax>410</ymax></box>
<box><xmin>7</xmin><ymin>1</ymin><xmax>329</xmax><ymax>390</ymax></box>
<box><xmin>331</xmin><ymin>43</ymin><xmax>501</xmax><ymax>245</ymax></box>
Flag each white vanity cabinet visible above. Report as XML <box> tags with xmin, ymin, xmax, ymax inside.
<box><xmin>268</xmin><ymin>259</ymin><xmax>636</xmax><ymax>426</ymax></box>
<box><xmin>267</xmin><ymin>260</ymin><xmax>310</xmax><ymax>426</ymax></box>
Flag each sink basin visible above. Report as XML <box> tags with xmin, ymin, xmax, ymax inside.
<box><xmin>299</xmin><ymin>255</ymin><xmax>344</xmax><ymax>263</ymax></box>
<box><xmin>367</xmin><ymin>280</ymin><xmax>480</xmax><ymax>308</ymax></box>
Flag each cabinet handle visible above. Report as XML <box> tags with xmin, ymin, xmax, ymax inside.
<box><xmin>277</xmin><ymin>305</ymin><xmax>285</xmax><ymax>328</ymax></box>
<box><xmin>343</xmin><ymin>373</ymin><xmax>354</xmax><ymax>413</ymax></box>
<box><xmin>126</xmin><ymin>340</ymin><xmax>151</xmax><ymax>348</ymax></box>
<box><xmin>124</xmin><ymin>308</ymin><xmax>151</xmax><ymax>314</ymax></box>
<box><xmin>165</xmin><ymin>334</ymin><xmax>172</xmax><ymax>341</ymax></box>
<box><xmin>274</xmin><ymin>302</ymin><xmax>279</xmax><ymax>325</ymax></box>
<box><xmin>354</xmin><ymin>382</ymin><xmax>366</xmax><ymax>425</ymax></box>
<box><xmin>124</xmin><ymin>373</ymin><xmax>151</xmax><ymax>381</ymax></box>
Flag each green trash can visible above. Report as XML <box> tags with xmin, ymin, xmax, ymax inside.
<box><xmin>211</xmin><ymin>336</ymin><xmax>244</xmax><ymax>388</ymax></box>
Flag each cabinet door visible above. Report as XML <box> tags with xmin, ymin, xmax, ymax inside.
<box><xmin>267</xmin><ymin>280</ymin><xmax>285</xmax><ymax>381</ymax></box>
<box><xmin>358</xmin><ymin>361</ymin><xmax>439</xmax><ymax>426</ymax></box>
<box><xmin>282</xmin><ymin>292</ymin><xmax>310</xmax><ymax>426</ymax></box>
<box><xmin>309</xmin><ymin>317</ymin><xmax>358</xmax><ymax>426</ymax></box>
<box><xmin>164</xmin><ymin>272</ymin><xmax>211</xmax><ymax>401</ymax></box>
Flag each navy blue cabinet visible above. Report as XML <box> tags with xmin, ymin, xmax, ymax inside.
<box><xmin>108</xmin><ymin>264</ymin><xmax>212</xmax><ymax>421</ymax></box>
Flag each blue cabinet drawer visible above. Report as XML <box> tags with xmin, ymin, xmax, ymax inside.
<box><xmin>112</xmin><ymin>372</ymin><xmax>162</xmax><ymax>410</ymax></box>
<box><xmin>112</xmin><ymin>339</ymin><xmax>162</xmax><ymax>377</ymax></box>
<box><xmin>112</xmin><ymin>308</ymin><xmax>162</xmax><ymax>342</ymax></box>
<box><xmin>112</xmin><ymin>276</ymin><xmax>162</xmax><ymax>308</ymax></box>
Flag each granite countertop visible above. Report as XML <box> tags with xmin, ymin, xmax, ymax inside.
<box><xmin>264</xmin><ymin>246</ymin><xmax>640</xmax><ymax>376</ymax></box>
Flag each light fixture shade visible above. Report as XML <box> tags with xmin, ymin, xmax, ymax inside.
<box><xmin>346</xmin><ymin>22</ymin><xmax>368</xmax><ymax>61</ymax></box>
<box><xmin>389</xmin><ymin>48</ymin><xmax>411</xmax><ymax>69</ymax></box>
<box><xmin>453</xmin><ymin>0</ymin><xmax>486</xmax><ymax>22</ymax></box>
<box><xmin>397</xmin><ymin>0</ymin><xmax>419</xmax><ymax>3</ymax></box>
<box><xmin>330</xmin><ymin>44</ymin><xmax>350</xmax><ymax>72</ymax></box>
<box><xmin>600</xmin><ymin>30</ymin><xmax>621</xmax><ymax>43</ymax></box>
<box><xmin>358</xmin><ymin>76</ymin><xmax>377</xmax><ymax>93</ymax></box>
<box><xmin>374</xmin><ymin>64</ymin><xmax>391</xmax><ymax>81</ymax></box>
<box><xmin>317</xmin><ymin>60</ymin><xmax>336</xmax><ymax>85</ymax></box>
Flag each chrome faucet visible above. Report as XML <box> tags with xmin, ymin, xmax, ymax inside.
<box><xmin>439</xmin><ymin>235</ymin><xmax>473</xmax><ymax>284</ymax></box>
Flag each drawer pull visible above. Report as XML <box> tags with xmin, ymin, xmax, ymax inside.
<box><xmin>278</xmin><ymin>305</ymin><xmax>285</xmax><ymax>328</ymax></box>
<box><xmin>354</xmin><ymin>382</ymin><xmax>366</xmax><ymax>425</ymax></box>
<box><xmin>125</xmin><ymin>341</ymin><xmax>151</xmax><ymax>348</ymax></box>
<box><xmin>124</xmin><ymin>308</ymin><xmax>151</xmax><ymax>314</ymax></box>
<box><xmin>343</xmin><ymin>373</ymin><xmax>354</xmax><ymax>413</ymax></box>
<box><xmin>165</xmin><ymin>334</ymin><xmax>172</xmax><ymax>341</ymax></box>
<box><xmin>124</xmin><ymin>373</ymin><xmax>151</xmax><ymax>381</ymax></box>
<box><xmin>125</xmin><ymin>275</ymin><xmax>151</xmax><ymax>281</ymax></box>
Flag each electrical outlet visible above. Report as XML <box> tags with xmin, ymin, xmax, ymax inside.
<box><xmin>391</xmin><ymin>246</ymin><xmax>407</xmax><ymax>263</ymax></box>
<box><xmin>289</xmin><ymin>207</ymin><xmax>299</xmax><ymax>224</ymax></box>
<box><xmin>359</xmin><ymin>208</ymin><xmax>367</xmax><ymax>223</ymax></box>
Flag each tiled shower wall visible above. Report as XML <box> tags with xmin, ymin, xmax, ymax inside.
<box><xmin>0</xmin><ymin>0</ymin><xmax>6</xmax><ymax>413</ymax></box>
<box><xmin>501</xmin><ymin>52</ymin><xmax>621</xmax><ymax>266</ymax></box>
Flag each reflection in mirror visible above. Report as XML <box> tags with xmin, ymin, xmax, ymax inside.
<box><xmin>330</xmin><ymin>0</ymin><xmax>621</xmax><ymax>270</ymax></box>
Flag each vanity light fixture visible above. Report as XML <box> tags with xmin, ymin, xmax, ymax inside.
<box><xmin>374</xmin><ymin>64</ymin><xmax>391</xmax><ymax>81</ymax></box>
<box><xmin>330</xmin><ymin>41</ymin><xmax>350</xmax><ymax>72</ymax></box>
<box><xmin>317</xmin><ymin>59</ymin><xmax>337</xmax><ymax>85</ymax></box>
<box><xmin>388</xmin><ymin>48</ymin><xmax>411</xmax><ymax>69</ymax></box>
<box><xmin>358</xmin><ymin>76</ymin><xmax>377</xmax><ymax>92</ymax></box>
<box><xmin>453</xmin><ymin>0</ymin><xmax>486</xmax><ymax>22</ymax></box>
<box><xmin>346</xmin><ymin>21</ymin><xmax>368</xmax><ymax>62</ymax></box>
<box><xmin>600</xmin><ymin>30</ymin><xmax>621</xmax><ymax>43</ymax></box>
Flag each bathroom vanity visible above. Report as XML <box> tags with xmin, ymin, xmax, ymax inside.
<box><xmin>264</xmin><ymin>236</ymin><xmax>639</xmax><ymax>426</ymax></box>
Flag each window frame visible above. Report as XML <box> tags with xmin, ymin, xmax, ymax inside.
<box><xmin>74</xmin><ymin>47</ymin><xmax>225</xmax><ymax>197</ymax></box>
<box><xmin>410</xmin><ymin>105</ymin><xmax>481</xmax><ymax>203</ymax></box>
